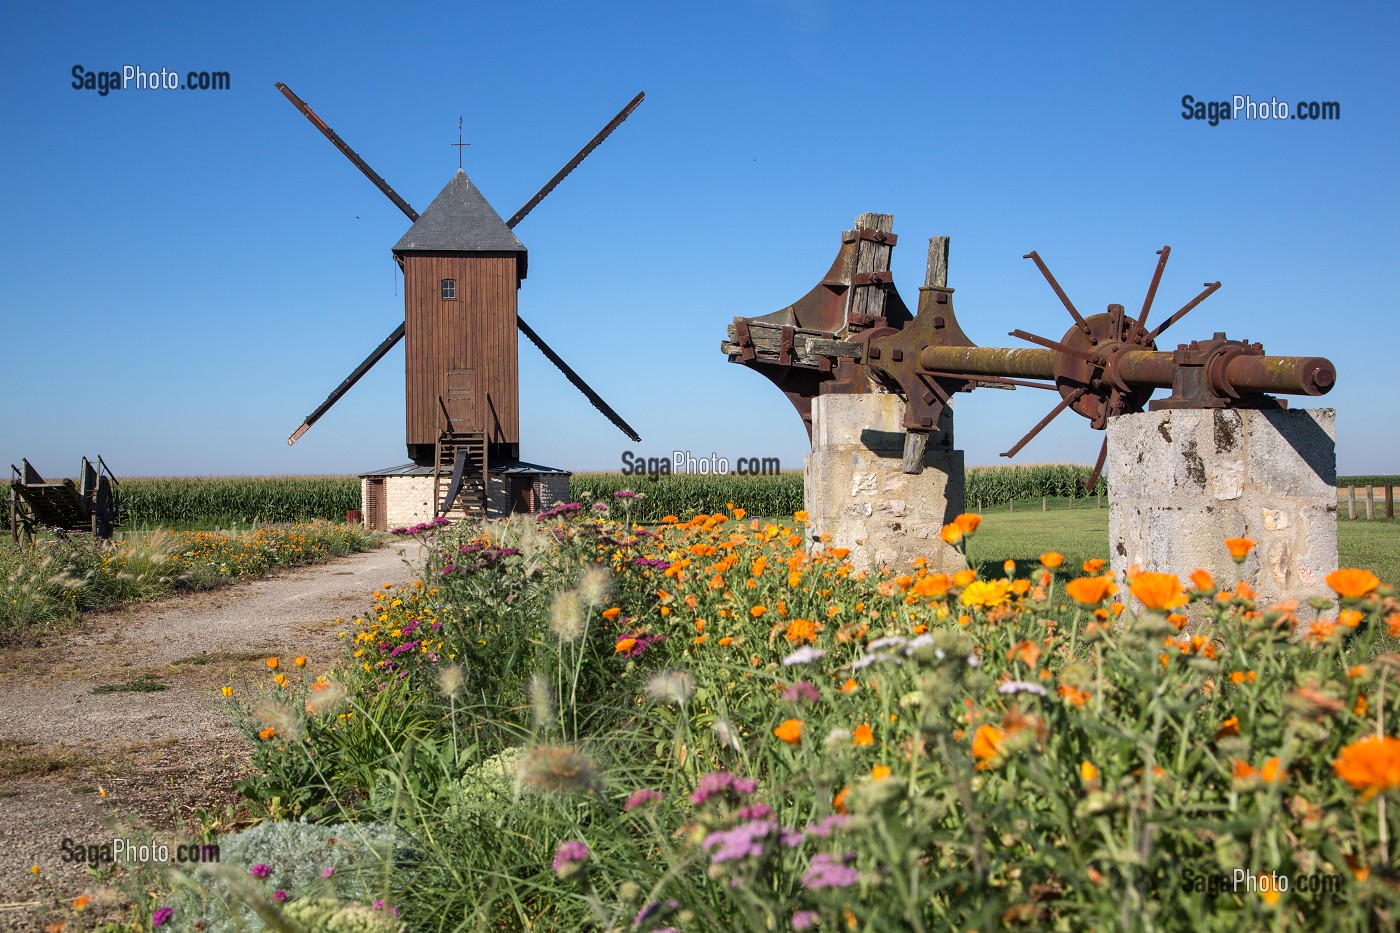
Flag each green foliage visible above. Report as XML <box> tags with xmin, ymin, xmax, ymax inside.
<box><xmin>117</xmin><ymin>475</ymin><xmax>361</xmax><ymax>528</ymax></box>
<box><xmin>1338</xmin><ymin>475</ymin><xmax>1400</xmax><ymax>488</ymax></box>
<box><xmin>569</xmin><ymin>464</ymin><xmax>1107</xmax><ymax>520</ymax></box>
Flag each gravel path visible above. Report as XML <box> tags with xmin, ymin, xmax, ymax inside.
<box><xmin>0</xmin><ymin>540</ymin><xmax>424</xmax><ymax>929</ymax></box>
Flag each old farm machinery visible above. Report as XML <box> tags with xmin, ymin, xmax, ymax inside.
<box><xmin>722</xmin><ymin>214</ymin><xmax>1336</xmax><ymax>489</ymax></box>
<box><xmin>9</xmin><ymin>457</ymin><xmax>120</xmax><ymax>543</ymax></box>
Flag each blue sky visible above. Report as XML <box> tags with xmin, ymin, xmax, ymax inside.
<box><xmin>2</xmin><ymin>1</ymin><xmax>1395</xmax><ymax>478</ymax></box>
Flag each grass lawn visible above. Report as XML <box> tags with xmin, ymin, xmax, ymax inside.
<box><xmin>969</xmin><ymin>507</ymin><xmax>1400</xmax><ymax>583</ymax></box>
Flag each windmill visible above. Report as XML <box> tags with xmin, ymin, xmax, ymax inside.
<box><xmin>274</xmin><ymin>83</ymin><xmax>643</xmax><ymax>527</ymax></box>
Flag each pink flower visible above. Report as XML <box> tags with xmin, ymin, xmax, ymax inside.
<box><xmin>152</xmin><ymin>907</ymin><xmax>174</xmax><ymax>927</ymax></box>
<box><xmin>249</xmin><ymin>864</ymin><xmax>271</xmax><ymax>879</ymax></box>
<box><xmin>321</xmin><ymin>866</ymin><xmax>335</xmax><ymax>878</ymax></box>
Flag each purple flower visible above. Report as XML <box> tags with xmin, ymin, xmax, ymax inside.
<box><xmin>389</xmin><ymin>641</ymin><xmax>418</xmax><ymax>658</ymax></box>
<box><xmin>624</xmin><ymin>787</ymin><xmax>665</xmax><ymax>811</ymax></box>
<box><xmin>781</xmin><ymin>680</ymin><xmax>820</xmax><ymax>704</ymax></box>
<box><xmin>152</xmin><ymin>907</ymin><xmax>174</xmax><ymax>927</ymax></box>
<box><xmin>400</xmin><ymin>620</ymin><xmax>419</xmax><ymax>636</ymax></box>
<box><xmin>736</xmin><ymin>802</ymin><xmax>773</xmax><ymax>821</ymax></box>
<box><xmin>691</xmin><ymin>771</ymin><xmax>758</xmax><ymax>805</ymax></box>
<box><xmin>249</xmin><ymin>863</ymin><xmax>270</xmax><ymax>879</ymax></box>
<box><xmin>703</xmin><ymin>819</ymin><xmax>775</xmax><ymax>863</ymax></box>
<box><xmin>801</xmin><ymin>852</ymin><xmax>860</xmax><ymax>890</ymax></box>
<box><xmin>783</xmin><ymin>647</ymin><xmax>827</xmax><ymax>667</ymax></box>
<box><xmin>592</xmin><ymin>503</ymin><xmax>610</xmax><ymax>512</ymax></box>
<box><xmin>321</xmin><ymin>866</ymin><xmax>335</xmax><ymax>878</ymax></box>
<box><xmin>779</xmin><ymin>827</ymin><xmax>804</xmax><ymax>848</ymax></box>
<box><xmin>791</xmin><ymin>910</ymin><xmax>821</xmax><ymax>931</ymax></box>
<box><xmin>634</xmin><ymin>899</ymin><xmax>679</xmax><ymax>926</ymax></box>
<box><xmin>803</xmin><ymin>813</ymin><xmax>849</xmax><ymax>839</ymax></box>
<box><xmin>273</xmin><ymin>890</ymin><xmax>287</xmax><ymax>902</ymax></box>
<box><xmin>552</xmin><ymin>840</ymin><xmax>590</xmax><ymax>877</ymax></box>
<box><xmin>613</xmin><ymin>489</ymin><xmax>637</xmax><ymax>499</ymax></box>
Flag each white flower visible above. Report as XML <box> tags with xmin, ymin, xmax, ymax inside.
<box><xmin>867</xmin><ymin>635</ymin><xmax>908</xmax><ymax>651</ymax></box>
<box><xmin>996</xmin><ymin>680</ymin><xmax>1047</xmax><ymax>696</ymax></box>
<box><xmin>782</xmin><ymin>647</ymin><xmax>827</xmax><ymax>667</ymax></box>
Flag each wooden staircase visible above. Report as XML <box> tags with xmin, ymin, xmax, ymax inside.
<box><xmin>434</xmin><ymin>432</ymin><xmax>488</xmax><ymax>520</ymax></box>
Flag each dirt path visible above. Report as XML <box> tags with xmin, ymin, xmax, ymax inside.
<box><xmin>0</xmin><ymin>540</ymin><xmax>424</xmax><ymax>928</ymax></box>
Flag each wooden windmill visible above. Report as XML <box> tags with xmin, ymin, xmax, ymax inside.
<box><xmin>275</xmin><ymin>84</ymin><xmax>643</xmax><ymax>525</ymax></box>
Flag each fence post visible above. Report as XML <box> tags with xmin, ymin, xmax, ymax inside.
<box><xmin>1366</xmin><ymin>486</ymin><xmax>1375</xmax><ymax>520</ymax></box>
<box><xmin>977</xmin><ymin>497</ymin><xmax>982</xmax><ymax>513</ymax></box>
<box><xmin>1348</xmin><ymin>486</ymin><xmax>1356</xmax><ymax>520</ymax></box>
<box><xmin>1009</xmin><ymin>497</ymin><xmax>1014</xmax><ymax>513</ymax></box>
<box><xmin>1042</xmin><ymin>496</ymin><xmax>1047</xmax><ymax>511</ymax></box>
<box><xmin>1387</xmin><ymin>485</ymin><xmax>1394</xmax><ymax>520</ymax></box>
<box><xmin>1096</xmin><ymin>491</ymin><xmax>1101</xmax><ymax>509</ymax></box>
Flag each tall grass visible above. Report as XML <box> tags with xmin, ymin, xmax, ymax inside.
<box><xmin>117</xmin><ymin>476</ymin><xmax>361</xmax><ymax>527</ymax></box>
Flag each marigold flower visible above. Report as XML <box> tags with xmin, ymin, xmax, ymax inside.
<box><xmin>971</xmin><ymin>723</ymin><xmax>1007</xmax><ymax>768</ymax></box>
<box><xmin>911</xmin><ymin>573</ymin><xmax>951</xmax><ymax>599</ymax></box>
<box><xmin>1065</xmin><ymin>576</ymin><xmax>1116</xmax><ymax>606</ymax></box>
<box><xmin>952</xmin><ymin>568</ymin><xmax>977</xmax><ymax>588</ymax></box>
<box><xmin>1339</xmin><ymin>609</ymin><xmax>1363</xmax><ymax>628</ymax></box>
<box><xmin>751</xmin><ymin>606</ymin><xmax>767</xmax><ymax>618</ymax></box>
<box><xmin>939</xmin><ymin>523</ymin><xmax>963</xmax><ymax>545</ymax></box>
<box><xmin>784</xmin><ymin>618</ymin><xmax>818</xmax><ymax>645</ymax></box>
<box><xmin>1216</xmin><ymin>715</ymin><xmax>1240</xmax><ymax>738</ymax></box>
<box><xmin>794</xmin><ymin>510</ymin><xmax>809</xmax><ymax>523</ymax></box>
<box><xmin>959</xmin><ymin>579</ymin><xmax>1013</xmax><ymax>609</ymax></box>
<box><xmin>1058</xmin><ymin>684</ymin><xmax>1090</xmax><ymax>707</ymax></box>
<box><xmin>828</xmin><ymin>547</ymin><xmax>850</xmax><ymax>559</ymax></box>
<box><xmin>1080</xmin><ymin>760</ymin><xmax>1099</xmax><ymax>782</ymax></box>
<box><xmin>1003</xmin><ymin>559</ymin><xmax>1017</xmax><ymax>576</ymax></box>
<box><xmin>293</xmin><ymin>656</ymin><xmax>307</xmax><ymax>667</ymax></box>
<box><xmin>718</xmin><ymin>636</ymin><xmax>734</xmax><ymax>646</ymax></box>
<box><xmin>1082</xmin><ymin>558</ymin><xmax>1106</xmax><ymax>574</ymax></box>
<box><xmin>1327</xmin><ymin>568</ymin><xmax>1380</xmax><ymax>600</ymax></box>
<box><xmin>852</xmin><ymin>723</ymin><xmax>874</xmax><ymax>747</ymax></box>
<box><xmin>833</xmin><ymin>786</ymin><xmax>849</xmax><ymax>813</ymax></box>
<box><xmin>1225</xmin><ymin>537</ymin><xmax>1256</xmax><ymax>561</ymax></box>
<box><xmin>602</xmin><ymin>607</ymin><xmax>621</xmax><ymax>622</ymax></box>
<box><xmin>273</xmin><ymin>673</ymin><xmax>286</xmax><ymax>687</ymax></box>
<box><xmin>870</xmin><ymin>764</ymin><xmax>892</xmax><ymax>781</ymax></box>
<box><xmin>1131</xmin><ymin>572</ymin><xmax>1188</xmax><ymax>612</ymax></box>
<box><xmin>258</xmin><ymin>727</ymin><xmax>276</xmax><ymax>740</ymax></box>
<box><xmin>614</xmin><ymin>637</ymin><xmax>638</xmax><ymax>654</ymax></box>
<box><xmin>1007</xmin><ymin>640</ymin><xmax>1041</xmax><ymax>667</ymax></box>
<box><xmin>1260</xmin><ymin>757</ymin><xmax>1287</xmax><ymax>784</ymax></box>
<box><xmin>953</xmin><ymin>513</ymin><xmax>982</xmax><ymax>535</ymax></box>
<box><xmin>1190</xmin><ymin>569</ymin><xmax>1215</xmax><ymax>591</ymax></box>
<box><xmin>265</xmin><ymin>657</ymin><xmax>279</xmax><ymax>670</ymax></box>
<box><xmin>1039</xmin><ymin>552</ymin><xmax>1064</xmax><ymax>569</ymax></box>
<box><xmin>1333</xmin><ymin>735</ymin><xmax>1400</xmax><ymax>800</ymax></box>
<box><xmin>774</xmin><ymin>719</ymin><xmax>804</xmax><ymax>745</ymax></box>
<box><xmin>73</xmin><ymin>896</ymin><xmax>89</xmax><ymax>909</ymax></box>
<box><xmin>840</xmin><ymin>678</ymin><xmax>859</xmax><ymax>693</ymax></box>
<box><xmin>221</xmin><ymin>686</ymin><xmax>233</xmax><ymax>697</ymax></box>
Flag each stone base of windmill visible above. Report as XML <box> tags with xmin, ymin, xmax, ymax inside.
<box><xmin>803</xmin><ymin>394</ymin><xmax>966</xmax><ymax>574</ymax></box>
<box><xmin>1108</xmin><ymin>407</ymin><xmax>1337</xmax><ymax>610</ymax></box>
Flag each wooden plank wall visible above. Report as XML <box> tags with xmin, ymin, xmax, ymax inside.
<box><xmin>402</xmin><ymin>253</ymin><xmax>520</xmax><ymax>450</ymax></box>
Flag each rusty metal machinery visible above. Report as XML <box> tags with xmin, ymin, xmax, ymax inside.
<box><xmin>721</xmin><ymin>215</ymin><xmax>1336</xmax><ymax>488</ymax></box>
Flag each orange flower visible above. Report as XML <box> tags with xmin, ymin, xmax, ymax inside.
<box><xmin>952</xmin><ymin>568</ymin><xmax>977</xmax><ymax>588</ymax></box>
<box><xmin>1225</xmin><ymin>537</ymin><xmax>1256</xmax><ymax>561</ymax></box>
<box><xmin>1039</xmin><ymin>552</ymin><xmax>1064</xmax><ymax>569</ymax></box>
<box><xmin>774</xmin><ymin>719</ymin><xmax>804</xmax><ymax>744</ymax></box>
<box><xmin>750</xmin><ymin>606</ymin><xmax>767</xmax><ymax>618</ymax></box>
<box><xmin>293</xmin><ymin>656</ymin><xmax>307</xmax><ymax>667</ymax></box>
<box><xmin>1007</xmin><ymin>641</ymin><xmax>1041</xmax><ymax>667</ymax></box>
<box><xmin>1333</xmin><ymin>735</ymin><xmax>1400</xmax><ymax>801</ymax></box>
<box><xmin>718</xmin><ymin>636</ymin><xmax>734</xmax><ymax>646</ymax></box>
<box><xmin>1080</xmin><ymin>760</ymin><xmax>1099</xmax><ymax>782</ymax></box>
<box><xmin>784</xmin><ymin>618</ymin><xmax>818</xmax><ymax>645</ymax></box>
<box><xmin>939</xmin><ymin>523</ymin><xmax>963</xmax><ymax>545</ymax></box>
<box><xmin>1131</xmin><ymin>572</ymin><xmax>1188</xmax><ymax>612</ymax></box>
<box><xmin>840</xmin><ymin>678</ymin><xmax>859</xmax><ymax>694</ymax></box>
<box><xmin>733</xmin><ymin>508</ymin><xmax>746</xmax><ymax>520</ymax></box>
<box><xmin>971</xmin><ymin>723</ymin><xmax>1007</xmax><ymax>769</ymax></box>
<box><xmin>870</xmin><ymin>764</ymin><xmax>892</xmax><ymax>781</ymax></box>
<box><xmin>258</xmin><ymin>727</ymin><xmax>277</xmax><ymax>740</ymax></box>
<box><xmin>1216</xmin><ymin>715</ymin><xmax>1240</xmax><ymax>738</ymax></box>
<box><xmin>1260</xmin><ymin>757</ymin><xmax>1287</xmax><ymax>784</ymax></box>
<box><xmin>1339</xmin><ymin>609</ymin><xmax>1363</xmax><ymax>628</ymax></box>
<box><xmin>852</xmin><ymin>723</ymin><xmax>874</xmax><ymax>747</ymax></box>
<box><xmin>1232</xmin><ymin>759</ymin><xmax>1258</xmax><ymax>781</ymax></box>
<box><xmin>614</xmin><ymin>637</ymin><xmax>637</xmax><ymax>654</ymax></box>
<box><xmin>73</xmin><ymin>896</ymin><xmax>89</xmax><ymax>910</ymax></box>
<box><xmin>828</xmin><ymin>547</ymin><xmax>850</xmax><ymax>560</ymax></box>
<box><xmin>1229</xmin><ymin>671</ymin><xmax>1258</xmax><ymax>686</ymax></box>
<box><xmin>833</xmin><ymin>786</ymin><xmax>849</xmax><ymax>813</ymax></box>
<box><xmin>602</xmin><ymin>607</ymin><xmax>621</xmax><ymax>621</ymax></box>
<box><xmin>1082</xmin><ymin>558</ymin><xmax>1106</xmax><ymax>574</ymax></box>
<box><xmin>1003</xmin><ymin>559</ymin><xmax>1017</xmax><ymax>576</ymax></box>
<box><xmin>1327</xmin><ymin>568</ymin><xmax>1380</xmax><ymax>600</ymax></box>
<box><xmin>1065</xmin><ymin>576</ymin><xmax>1116</xmax><ymax>606</ymax></box>
<box><xmin>273</xmin><ymin>673</ymin><xmax>287</xmax><ymax>687</ymax></box>
<box><xmin>265</xmin><ymin>657</ymin><xmax>279</xmax><ymax>670</ymax></box>
<box><xmin>1189</xmin><ymin>569</ymin><xmax>1215</xmax><ymax>591</ymax></box>
<box><xmin>953</xmin><ymin>513</ymin><xmax>982</xmax><ymax>535</ymax></box>
<box><xmin>794</xmin><ymin>510</ymin><xmax>809</xmax><ymax>523</ymax></box>
<box><xmin>911</xmin><ymin>573</ymin><xmax>951</xmax><ymax>599</ymax></box>
<box><xmin>1058</xmin><ymin>684</ymin><xmax>1090</xmax><ymax>707</ymax></box>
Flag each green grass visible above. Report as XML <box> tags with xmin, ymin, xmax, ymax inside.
<box><xmin>970</xmin><ymin>508</ymin><xmax>1400</xmax><ymax>583</ymax></box>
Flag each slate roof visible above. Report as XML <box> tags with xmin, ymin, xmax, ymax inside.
<box><xmin>360</xmin><ymin>459</ymin><xmax>571</xmax><ymax>478</ymax></box>
<box><xmin>392</xmin><ymin>169</ymin><xmax>527</xmax><ymax>258</ymax></box>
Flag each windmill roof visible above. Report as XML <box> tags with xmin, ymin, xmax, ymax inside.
<box><xmin>392</xmin><ymin>169</ymin><xmax>526</xmax><ymax>257</ymax></box>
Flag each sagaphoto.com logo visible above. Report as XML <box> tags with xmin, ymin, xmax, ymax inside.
<box><xmin>621</xmin><ymin>450</ymin><xmax>782</xmax><ymax>479</ymax></box>
<box><xmin>1181</xmin><ymin>94</ymin><xmax>1340</xmax><ymax>125</ymax></box>
<box><xmin>72</xmin><ymin>64</ymin><xmax>230</xmax><ymax>97</ymax></box>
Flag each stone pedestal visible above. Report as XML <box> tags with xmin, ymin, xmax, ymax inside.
<box><xmin>1108</xmin><ymin>408</ymin><xmax>1337</xmax><ymax>608</ymax></box>
<box><xmin>804</xmin><ymin>394</ymin><xmax>966</xmax><ymax>573</ymax></box>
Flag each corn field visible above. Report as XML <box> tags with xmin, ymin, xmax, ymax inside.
<box><xmin>115</xmin><ymin>476</ymin><xmax>361</xmax><ymax>527</ymax></box>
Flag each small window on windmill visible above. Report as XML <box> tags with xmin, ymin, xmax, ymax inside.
<box><xmin>441</xmin><ymin>279</ymin><xmax>456</xmax><ymax>300</ymax></box>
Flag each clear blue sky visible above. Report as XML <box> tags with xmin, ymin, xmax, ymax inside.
<box><xmin>2</xmin><ymin>1</ymin><xmax>1395</xmax><ymax>478</ymax></box>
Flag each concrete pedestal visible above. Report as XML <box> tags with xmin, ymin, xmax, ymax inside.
<box><xmin>1108</xmin><ymin>408</ymin><xmax>1337</xmax><ymax>608</ymax></box>
<box><xmin>804</xmin><ymin>394</ymin><xmax>966</xmax><ymax>573</ymax></box>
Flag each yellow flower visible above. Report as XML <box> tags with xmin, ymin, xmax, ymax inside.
<box><xmin>1080</xmin><ymin>760</ymin><xmax>1099</xmax><ymax>782</ymax></box>
<box><xmin>774</xmin><ymin>719</ymin><xmax>804</xmax><ymax>744</ymax></box>
<box><xmin>221</xmin><ymin>686</ymin><xmax>233</xmax><ymax>697</ymax></box>
<box><xmin>852</xmin><ymin>723</ymin><xmax>874</xmax><ymax>747</ymax></box>
<box><xmin>1333</xmin><ymin>735</ymin><xmax>1400</xmax><ymax>801</ymax></box>
<box><xmin>1327</xmin><ymin>568</ymin><xmax>1380</xmax><ymax>600</ymax></box>
<box><xmin>293</xmin><ymin>656</ymin><xmax>307</xmax><ymax>667</ymax></box>
<box><xmin>794</xmin><ymin>510</ymin><xmax>809</xmax><ymax>523</ymax></box>
<box><xmin>959</xmin><ymin>579</ymin><xmax>1012</xmax><ymax>609</ymax></box>
<box><xmin>265</xmin><ymin>657</ymin><xmax>279</xmax><ymax>670</ymax></box>
<box><xmin>870</xmin><ymin>764</ymin><xmax>892</xmax><ymax>781</ymax></box>
<box><xmin>273</xmin><ymin>673</ymin><xmax>286</xmax><ymax>687</ymax></box>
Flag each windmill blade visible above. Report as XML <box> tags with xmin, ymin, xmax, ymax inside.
<box><xmin>505</xmin><ymin>91</ymin><xmax>645</xmax><ymax>229</ymax></box>
<box><xmin>288</xmin><ymin>323</ymin><xmax>406</xmax><ymax>445</ymax></box>
<box><xmin>276</xmin><ymin>82</ymin><xmax>420</xmax><ymax>222</ymax></box>
<box><xmin>517</xmin><ymin>315</ymin><xmax>641</xmax><ymax>442</ymax></box>
<box><xmin>1147</xmin><ymin>282</ymin><xmax>1222</xmax><ymax>342</ymax></box>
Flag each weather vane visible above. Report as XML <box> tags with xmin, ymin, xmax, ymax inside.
<box><xmin>452</xmin><ymin>116</ymin><xmax>469</xmax><ymax>169</ymax></box>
